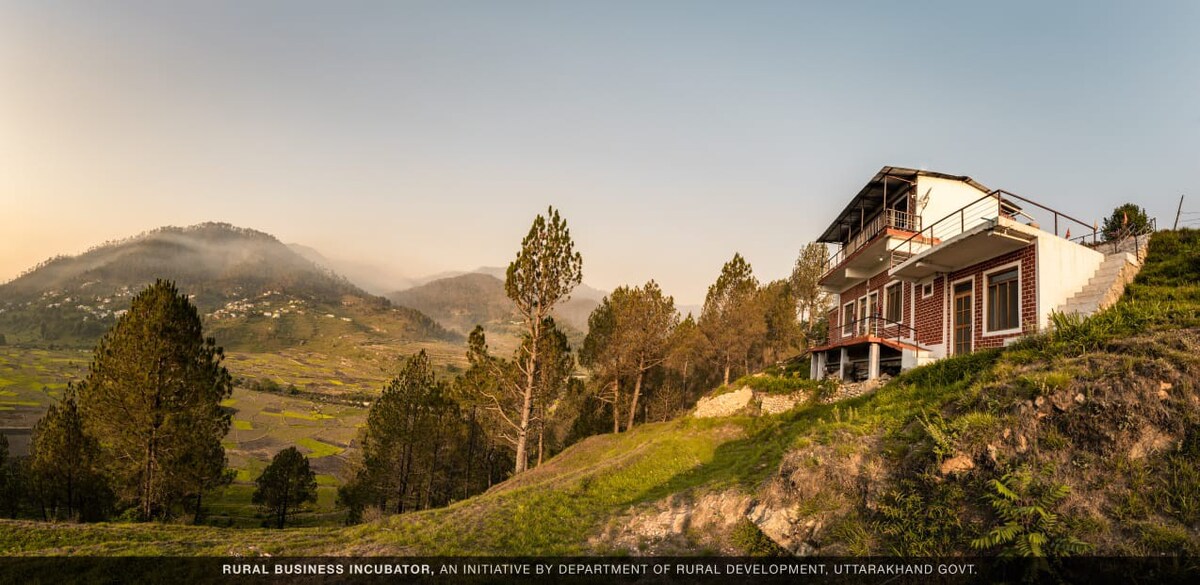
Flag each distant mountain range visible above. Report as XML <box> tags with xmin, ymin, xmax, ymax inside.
<box><xmin>0</xmin><ymin>223</ymin><xmax>456</xmax><ymax>349</ymax></box>
<box><xmin>386</xmin><ymin>272</ymin><xmax>602</xmax><ymax>337</ymax></box>
<box><xmin>0</xmin><ymin>222</ymin><xmax>669</xmax><ymax>353</ymax></box>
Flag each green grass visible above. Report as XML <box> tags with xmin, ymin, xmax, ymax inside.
<box><xmin>297</xmin><ymin>437</ymin><xmax>343</xmax><ymax>458</ymax></box>
<box><xmin>231</xmin><ymin>419</ymin><xmax>253</xmax><ymax>431</ymax></box>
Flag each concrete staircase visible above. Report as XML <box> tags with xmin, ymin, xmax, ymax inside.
<box><xmin>1056</xmin><ymin>238</ymin><xmax>1149</xmax><ymax>316</ymax></box>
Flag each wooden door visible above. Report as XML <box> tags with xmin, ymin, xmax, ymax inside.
<box><xmin>953</xmin><ymin>282</ymin><xmax>973</xmax><ymax>355</ymax></box>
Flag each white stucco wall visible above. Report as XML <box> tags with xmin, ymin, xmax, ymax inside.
<box><xmin>914</xmin><ymin>176</ymin><xmax>995</xmax><ymax>240</ymax></box>
<box><xmin>1035</xmin><ymin>234</ymin><xmax>1105</xmax><ymax>328</ymax></box>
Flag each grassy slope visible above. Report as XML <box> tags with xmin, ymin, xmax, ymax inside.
<box><xmin>2</xmin><ymin>230</ymin><xmax>1198</xmax><ymax>556</ymax></box>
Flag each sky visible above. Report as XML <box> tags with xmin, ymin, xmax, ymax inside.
<box><xmin>2</xmin><ymin>1</ymin><xmax>1197</xmax><ymax>305</ymax></box>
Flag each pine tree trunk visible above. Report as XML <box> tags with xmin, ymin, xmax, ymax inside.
<box><xmin>514</xmin><ymin>319</ymin><xmax>540</xmax><ymax>474</ymax></box>
<box><xmin>463</xmin><ymin>407</ymin><xmax>477</xmax><ymax>497</ymax></box>
<box><xmin>723</xmin><ymin>362</ymin><xmax>731</xmax><ymax>386</ymax></box>
<box><xmin>611</xmin><ymin>380</ymin><xmax>621</xmax><ymax>434</ymax></box>
<box><xmin>142</xmin><ymin>434</ymin><xmax>156</xmax><ymax>521</ymax></box>
<box><xmin>278</xmin><ymin>482</ymin><xmax>289</xmax><ymax>529</ymax></box>
<box><xmin>398</xmin><ymin>441</ymin><xmax>413</xmax><ymax>514</ymax></box>
<box><xmin>537</xmin><ymin>423</ymin><xmax>544</xmax><ymax>467</ymax></box>
<box><xmin>627</xmin><ymin>360</ymin><xmax>645</xmax><ymax>431</ymax></box>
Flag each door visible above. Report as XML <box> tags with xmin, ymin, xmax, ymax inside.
<box><xmin>953</xmin><ymin>281</ymin><xmax>973</xmax><ymax>355</ymax></box>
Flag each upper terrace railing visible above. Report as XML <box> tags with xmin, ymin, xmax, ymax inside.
<box><xmin>820</xmin><ymin>208</ymin><xmax>921</xmax><ymax>278</ymax></box>
<box><xmin>887</xmin><ymin>189</ymin><xmax>1099</xmax><ymax>269</ymax></box>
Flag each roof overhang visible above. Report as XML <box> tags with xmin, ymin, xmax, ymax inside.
<box><xmin>817</xmin><ymin>166</ymin><xmax>992</xmax><ymax>243</ymax></box>
<box><xmin>889</xmin><ymin>216</ymin><xmax>1037</xmax><ymax>281</ymax></box>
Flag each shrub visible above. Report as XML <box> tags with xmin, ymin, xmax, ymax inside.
<box><xmin>874</xmin><ymin>479</ymin><xmax>966</xmax><ymax>556</ymax></box>
<box><xmin>730</xmin><ymin>518</ymin><xmax>788</xmax><ymax>556</ymax></box>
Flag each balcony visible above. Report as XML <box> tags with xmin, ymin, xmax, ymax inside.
<box><xmin>888</xmin><ymin>189</ymin><xmax>1099</xmax><ymax>281</ymax></box>
<box><xmin>819</xmin><ymin>208</ymin><xmax>921</xmax><ymax>285</ymax></box>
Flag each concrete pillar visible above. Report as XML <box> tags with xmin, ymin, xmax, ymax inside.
<box><xmin>838</xmin><ymin>348</ymin><xmax>848</xmax><ymax>380</ymax></box>
<box><xmin>868</xmin><ymin>343</ymin><xmax>881</xmax><ymax>380</ymax></box>
<box><xmin>810</xmin><ymin>352</ymin><xmax>821</xmax><ymax>379</ymax></box>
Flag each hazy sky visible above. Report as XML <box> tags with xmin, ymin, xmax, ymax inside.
<box><xmin>2</xmin><ymin>1</ymin><xmax>1196</xmax><ymax>304</ymax></box>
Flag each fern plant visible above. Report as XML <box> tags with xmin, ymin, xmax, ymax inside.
<box><xmin>971</xmin><ymin>471</ymin><xmax>1092</xmax><ymax>556</ymax></box>
<box><xmin>918</xmin><ymin>411</ymin><xmax>957</xmax><ymax>461</ymax></box>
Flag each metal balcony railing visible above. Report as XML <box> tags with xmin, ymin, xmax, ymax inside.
<box><xmin>834</xmin><ymin>314</ymin><xmax>918</xmax><ymax>346</ymax></box>
<box><xmin>820</xmin><ymin>208</ymin><xmax>922</xmax><ymax>279</ymax></box>
<box><xmin>888</xmin><ymin>189</ymin><xmax>1099</xmax><ymax>269</ymax></box>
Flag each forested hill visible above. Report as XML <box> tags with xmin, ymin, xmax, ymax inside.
<box><xmin>0</xmin><ymin>223</ymin><xmax>456</xmax><ymax>348</ymax></box>
<box><xmin>388</xmin><ymin>271</ymin><xmax>601</xmax><ymax>336</ymax></box>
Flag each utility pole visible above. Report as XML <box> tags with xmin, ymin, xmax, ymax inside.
<box><xmin>1174</xmin><ymin>194</ymin><xmax>1185</xmax><ymax>230</ymax></box>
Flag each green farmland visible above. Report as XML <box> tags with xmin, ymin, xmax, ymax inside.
<box><xmin>0</xmin><ymin>345</ymin><xmax>380</xmax><ymax>526</ymax></box>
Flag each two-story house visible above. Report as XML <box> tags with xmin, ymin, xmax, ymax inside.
<box><xmin>809</xmin><ymin>166</ymin><xmax>1141</xmax><ymax>381</ymax></box>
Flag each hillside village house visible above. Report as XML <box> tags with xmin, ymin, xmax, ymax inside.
<box><xmin>809</xmin><ymin>166</ymin><xmax>1145</xmax><ymax>381</ymax></box>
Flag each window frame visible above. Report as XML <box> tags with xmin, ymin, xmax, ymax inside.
<box><xmin>884</xmin><ymin>281</ymin><xmax>903</xmax><ymax>323</ymax></box>
<box><xmin>842</xmin><ymin>301</ymin><xmax>855</xmax><ymax>337</ymax></box>
<box><xmin>982</xmin><ymin>262</ymin><xmax>1022</xmax><ymax>336</ymax></box>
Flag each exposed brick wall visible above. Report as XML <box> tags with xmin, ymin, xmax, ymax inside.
<box><xmin>946</xmin><ymin>244</ymin><xmax>1038</xmax><ymax>351</ymax></box>
<box><xmin>826</xmin><ymin>307</ymin><xmax>839</xmax><ymax>344</ymax></box>
<box><xmin>915</xmin><ymin>276</ymin><xmax>945</xmax><ymax>345</ymax></box>
<box><xmin>823</xmin><ymin>243</ymin><xmax>1037</xmax><ymax>357</ymax></box>
<box><xmin>828</xmin><ymin>269</ymin><xmax>912</xmax><ymax>344</ymax></box>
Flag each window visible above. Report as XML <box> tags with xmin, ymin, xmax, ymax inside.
<box><xmin>922</xmin><ymin>283</ymin><xmax>934</xmax><ymax>298</ymax></box>
<box><xmin>885</xmin><ymin>283</ymin><xmax>902</xmax><ymax>322</ymax></box>
<box><xmin>842</xmin><ymin>302</ymin><xmax>855</xmax><ymax>337</ymax></box>
<box><xmin>856</xmin><ymin>296</ymin><xmax>868</xmax><ymax>335</ymax></box>
<box><xmin>987</xmin><ymin>267</ymin><xmax>1020</xmax><ymax>332</ymax></box>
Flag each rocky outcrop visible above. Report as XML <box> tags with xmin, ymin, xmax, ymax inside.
<box><xmin>592</xmin><ymin>491</ymin><xmax>755</xmax><ymax>555</ymax></box>
<box><xmin>693</xmin><ymin>387</ymin><xmax>756</xmax><ymax>418</ymax></box>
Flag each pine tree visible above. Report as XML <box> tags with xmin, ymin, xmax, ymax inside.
<box><xmin>453</xmin><ymin>327</ymin><xmax>517</xmax><ymax>491</ymax></box>
<box><xmin>580</xmin><ymin>282</ymin><xmax>678</xmax><ymax>431</ymax></box>
<box><xmin>790</xmin><ymin>242</ymin><xmax>830</xmax><ymax>346</ymax></box>
<box><xmin>28</xmin><ymin>384</ymin><xmax>112</xmax><ymax>521</ymax></box>
<box><xmin>759</xmin><ymin>279</ymin><xmax>801</xmax><ymax>363</ymax></box>
<box><xmin>580</xmin><ymin>296</ymin><xmax>626</xmax><ymax>433</ymax></box>
<box><xmin>665</xmin><ymin>313</ymin><xmax>711</xmax><ymax>400</ymax></box>
<box><xmin>526</xmin><ymin>318</ymin><xmax>574</xmax><ymax>466</ymax></box>
<box><xmin>78</xmin><ymin>279</ymin><xmax>232</xmax><ymax>521</ymax></box>
<box><xmin>700</xmin><ymin>253</ymin><xmax>765</xmax><ymax>385</ymax></box>
<box><xmin>617</xmin><ymin>281</ymin><xmax>678</xmax><ymax>430</ymax></box>
<box><xmin>253</xmin><ymin>447</ymin><xmax>317</xmax><ymax>529</ymax></box>
<box><xmin>340</xmin><ymin>351</ymin><xmax>461</xmax><ymax>518</ymax></box>
<box><xmin>504</xmin><ymin>207</ymin><xmax>582</xmax><ymax>474</ymax></box>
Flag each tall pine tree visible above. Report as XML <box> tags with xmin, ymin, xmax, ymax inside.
<box><xmin>79</xmin><ymin>279</ymin><xmax>232</xmax><ymax>521</ymax></box>
<box><xmin>504</xmin><ymin>207</ymin><xmax>582</xmax><ymax>474</ymax></box>
<box><xmin>340</xmin><ymin>351</ymin><xmax>461</xmax><ymax>518</ymax></box>
<box><xmin>700</xmin><ymin>253</ymin><xmax>764</xmax><ymax>385</ymax></box>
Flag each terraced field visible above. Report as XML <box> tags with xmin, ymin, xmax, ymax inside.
<box><xmin>0</xmin><ymin>346</ymin><xmax>382</xmax><ymax>526</ymax></box>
